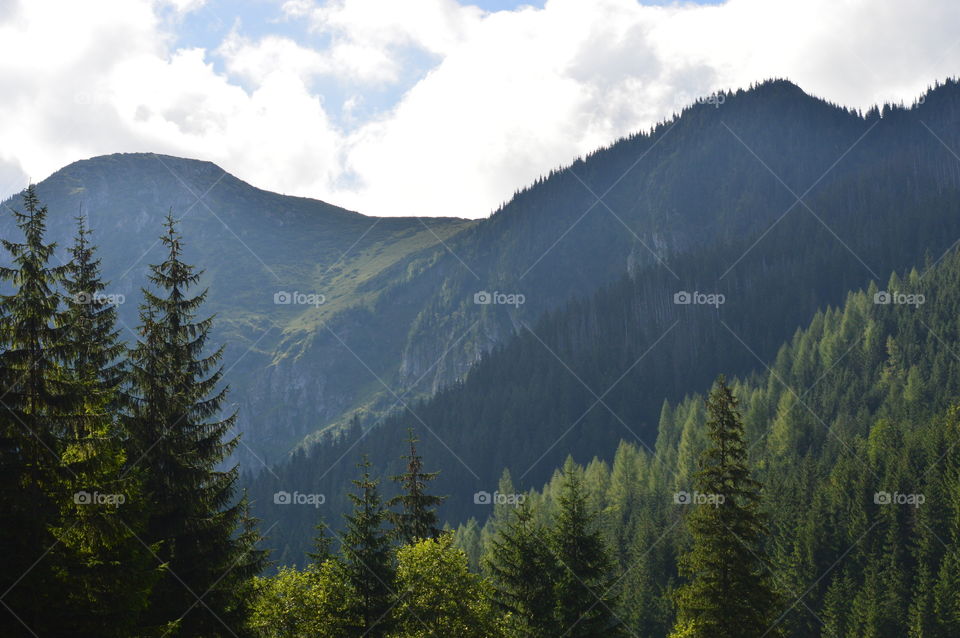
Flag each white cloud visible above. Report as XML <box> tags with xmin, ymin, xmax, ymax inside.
<box><xmin>1</xmin><ymin>0</ymin><xmax>958</xmax><ymax>217</ymax></box>
<box><xmin>218</xmin><ymin>30</ymin><xmax>330</xmax><ymax>86</ymax></box>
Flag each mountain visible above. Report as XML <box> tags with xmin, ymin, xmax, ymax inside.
<box><xmin>456</xmin><ymin>248</ymin><xmax>960</xmax><ymax>637</ymax></box>
<box><xmin>9</xmin><ymin>78</ymin><xmax>960</xmax><ymax>483</ymax></box>
<box><xmin>0</xmin><ymin>153</ymin><xmax>476</xmax><ymax>464</ymax></box>
<box><xmin>243</xmin><ymin>77</ymin><xmax>960</xmax><ymax>564</ymax></box>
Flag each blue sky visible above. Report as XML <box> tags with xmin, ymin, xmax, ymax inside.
<box><xmin>167</xmin><ymin>0</ymin><xmax>731</xmax><ymax>134</ymax></box>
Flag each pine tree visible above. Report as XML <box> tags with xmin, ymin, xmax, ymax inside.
<box><xmin>670</xmin><ymin>376</ymin><xmax>781</xmax><ymax>638</ymax></box>
<box><xmin>54</xmin><ymin>215</ymin><xmax>158</xmax><ymax>636</ymax></box>
<box><xmin>388</xmin><ymin>428</ymin><xmax>444</xmax><ymax>544</ymax></box>
<box><xmin>340</xmin><ymin>455</ymin><xmax>395</xmax><ymax>638</ymax></box>
<box><xmin>550</xmin><ymin>457</ymin><xmax>624</xmax><ymax>638</ymax></box>
<box><xmin>484</xmin><ymin>501</ymin><xmax>560</xmax><ymax>638</ymax></box>
<box><xmin>933</xmin><ymin>405</ymin><xmax>960</xmax><ymax>635</ymax></box>
<box><xmin>0</xmin><ymin>185</ymin><xmax>73</xmax><ymax>636</ymax></box>
<box><xmin>125</xmin><ymin>214</ymin><xmax>264</xmax><ymax>636</ymax></box>
<box><xmin>308</xmin><ymin>514</ymin><xmax>333</xmax><ymax>566</ymax></box>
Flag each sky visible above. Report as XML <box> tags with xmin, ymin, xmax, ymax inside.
<box><xmin>0</xmin><ymin>0</ymin><xmax>957</xmax><ymax>218</ymax></box>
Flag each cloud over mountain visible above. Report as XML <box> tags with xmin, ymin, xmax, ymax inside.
<box><xmin>1</xmin><ymin>0</ymin><xmax>957</xmax><ymax>217</ymax></box>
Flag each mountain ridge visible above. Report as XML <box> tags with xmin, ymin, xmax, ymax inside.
<box><xmin>242</xmin><ymin>77</ymin><xmax>960</xmax><ymax>562</ymax></box>
<box><xmin>8</xmin><ymin>78</ymin><xmax>960</xmax><ymax>474</ymax></box>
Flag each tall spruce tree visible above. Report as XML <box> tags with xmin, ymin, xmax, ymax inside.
<box><xmin>340</xmin><ymin>455</ymin><xmax>395</xmax><ymax>638</ymax></box>
<box><xmin>670</xmin><ymin>376</ymin><xmax>781</xmax><ymax>638</ymax></box>
<box><xmin>484</xmin><ymin>501</ymin><xmax>560</xmax><ymax>638</ymax></box>
<box><xmin>55</xmin><ymin>215</ymin><xmax>158</xmax><ymax>636</ymax></box>
<box><xmin>388</xmin><ymin>428</ymin><xmax>445</xmax><ymax>544</ymax></box>
<box><xmin>125</xmin><ymin>214</ymin><xmax>264</xmax><ymax>636</ymax></box>
<box><xmin>550</xmin><ymin>457</ymin><xmax>624</xmax><ymax>638</ymax></box>
<box><xmin>0</xmin><ymin>185</ymin><xmax>73</xmax><ymax>636</ymax></box>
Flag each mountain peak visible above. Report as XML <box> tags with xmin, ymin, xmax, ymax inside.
<box><xmin>49</xmin><ymin>152</ymin><xmax>226</xmax><ymax>185</ymax></box>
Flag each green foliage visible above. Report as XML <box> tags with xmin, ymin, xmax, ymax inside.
<box><xmin>391</xmin><ymin>534</ymin><xmax>503</xmax><ymax>638</ymax></box>
<box><xmin>341</xmin><ymin>456</ymin><xmax>396</xmax><ymax>638</ymax></box>
<box><xmin>54</xmin><ymin>215</ymin><xmax>159</xmax><ymax>636</ymax></box>
<box><xmin>0</xmin><ymin>191</ymin><xmax>260</xmax><ymax>636</ymax></box>
<box><xmin>550</xmin><ymin>457</ymin><xmax>624</xmax><ymax>637</ymax></box>
<box><xmin>484</xmin><ymin>502</ymin><xmax>560</xmax><ymax>638</ymax></box>
<box><xmin>0</xmin><ymin>184</ymin><xmax>76</xmax><ymax>635</ymax></box>
<box><xmin>387</xmin><ymin>428</ymin><xmax>445</xmax><ymax>544</ymax></box>
<box><xmin>670</xmin><ymin>377</ymin><xmax>780</xmax><ymax>638</ymax></box>
<box><xmin>124</xmin><ymin>214</ymin><xmax>265</xmax><ymax>636</ymax></box>
<box><xmin>248</xmin><ymin>566</ymin><xmax>323</xmax><ymax>638</ymax></box>
<box><xmin>247</xmin><ymin>559</ymin><xmax>360</xmax><ymax>638</ymax></box>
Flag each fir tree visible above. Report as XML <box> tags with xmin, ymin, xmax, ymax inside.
<box><xmin>550</xmin><ymin>456</ymin><xmax>624</xmax><ymax>638</ymax></box>
<box><xmin>388</xmin><ymin>428</ymin><xmax>445</xmax><ymax>544</ymax></box>
<box><xmin>670</xmin><ymin>376</ymin><xmax>781</xmax><ymax>638</ymax></box>
<box><xmin>308</xmin><ymin>514</ymin><xmax>333</xmax><ymax>566</ymax></box>
<box><xmin>55</xmin><ymin>215</ymin><xmax>158</xmax><ymax>636</ymax></box>
<box><xmin>484</xmin><ymin>501</ymin><xmax>560</xmax><ymax>638</ymax></box>
<box><xmin>341</xmin><ymin>455</ymin><xmax>395</xmax><ymax>638</ymax></box>
<box><xmin>125</xmin><ymin>214</ymin><xmax>264</xmax><ymax>636</ymax></box>
<box><xmin>0</xmin><ymin>185</ymin><xmax>73</xmax><ymax>636</ymax></box>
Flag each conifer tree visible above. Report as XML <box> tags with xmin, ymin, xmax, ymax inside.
<box><xmin>340</xmin><ymin>455</ymin><xmax>395</xmax><ymax>638</ymax></box>
<box><xmin>0</xmin><ymin>185</ymin><xmax>73</xmax><ymax>636</ymax></box>
<box><xmin>670</xmin><ymin>376</ymin><xmax>781</xmax><ymax>638</ymax></box>
<box><xmin>480</xmin><ymin>468</ymin><xmax>521</xmax><ymax>569</ymax></box>
<box><xmin>933</xmin><ymin>405</ymin><xmax>960</xmax><ymax>635</ymax></box>
<box><xmin>55</xmin><ymin>215</ymin><xmax>158</xmax><ymax>636</ymax></box>
<box><xmin>388</xmin><ymin>428</ymin><xmax>444</xmax><ymax>544</ymax></box>
<box><xmin>308</xmin><ymin>514</ymin><xmax>333</xmax><ymax>566</ymax></box>
<box><xmin>484</xmin><ymin>501</ymin><xmax>560</xmax><ymax>638</ymax></box>
<box><xmin>550</xmin><ymin>457</ymin><xmax>624</xmax><ymax>638</ymax></box>
<box><xmin>125</xmin><ymin>214</ymin><xmax>264</xmax><ymax>636</ymax></box>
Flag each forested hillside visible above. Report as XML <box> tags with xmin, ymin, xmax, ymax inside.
<box><xmin>457</xmin><ymin>250</ymin><xmax>960</xmax><ymax>637</ymax></box>
<box><xmin>246</xmin><ymin>241</ymin><xmax>960</xmax><ymax>637</ymax></box>
<box><xmin>247</xmin><ymin>78</ymin><xmax>960</xmax><ymax>562</ymax></box>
